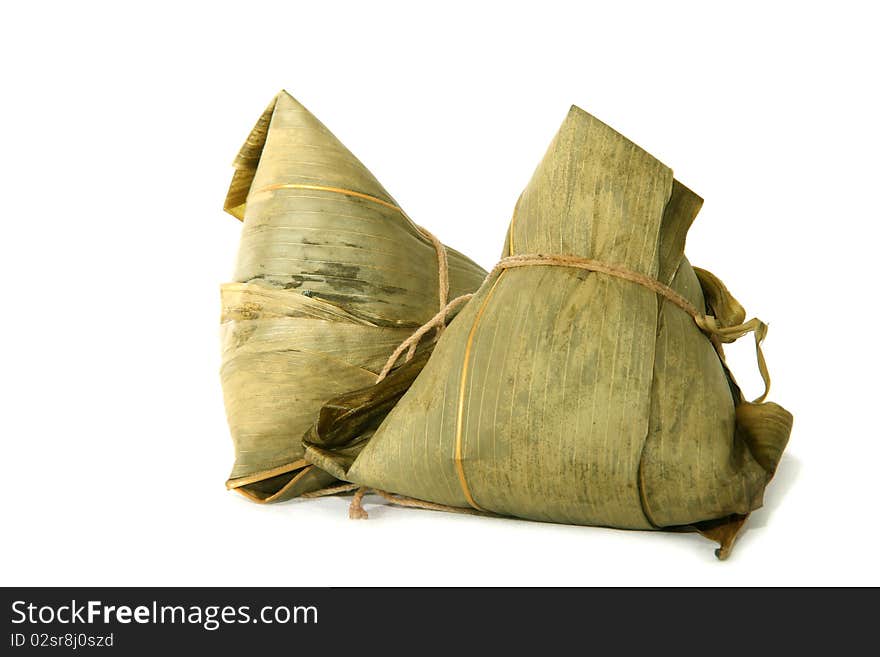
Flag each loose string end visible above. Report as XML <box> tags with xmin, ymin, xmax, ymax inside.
<box><xmin>349</xmin><ymin>487</ymin><xmax>371</xmax><ymax>519</ymax></box>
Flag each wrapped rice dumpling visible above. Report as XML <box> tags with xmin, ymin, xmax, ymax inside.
<box><xmin>305</xmin><ymin>106</ymin><xmax>792</xmax><ymax>557</ymax></box>
<box><xmin>221</xmin><ymin>91</ymin><xmax>486</xmax><ymax>502</ymax></box>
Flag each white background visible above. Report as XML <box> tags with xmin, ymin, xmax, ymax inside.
<box><xmin>2</xmin><ymin>1</ymin><xmax>877</xmax><ymax>586</ymax></box>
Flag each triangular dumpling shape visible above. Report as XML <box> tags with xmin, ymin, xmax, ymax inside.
<box><xmin>220</xmin><ymin>91</ymin><xmax>486</xmax><ymax>502</ymax></box>
<box><xmin>309</xmin><ymin>106</ymin><xmax>791</xmax><ymax>554</ymax></box>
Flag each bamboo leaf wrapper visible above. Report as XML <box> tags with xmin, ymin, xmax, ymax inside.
<box><xmin>221</xmin><ymin>91</ymin><xmax>486</xmax><ymax>502</ymax></box>
<box><xmin>305</xmin><ymin>105</ymin><xmax>793</xmax><ymax>557</ymax></box>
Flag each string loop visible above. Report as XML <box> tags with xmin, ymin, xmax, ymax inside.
<box><xmin>375</xmin><ymin>253</ymin><xmax>772</xmax><ymax>402</ymax></box>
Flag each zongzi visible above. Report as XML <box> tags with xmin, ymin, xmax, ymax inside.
<box><xmin>221</xmin><ymin>90</ymin><xmax>486</xmax><ymax>503</ymax></box>
<box><xmin>305</xmin><ymin>105</ymin><xmax>792</xmax><ymax>557</ymax></box>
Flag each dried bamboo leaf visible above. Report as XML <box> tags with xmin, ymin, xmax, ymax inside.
<box><xmin>309</xmin><ymin>105</ymin><xmax>792</xmax><ymax>556</ymax></box>
<box><xmin>220</xmin><ymin>91</ymin><xmax>486</xmax><ymax>502</ymax></box>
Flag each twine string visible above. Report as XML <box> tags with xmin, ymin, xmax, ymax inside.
<box><xmin>372</xmin><ymin>253</ymin><xmax>771</xmax><ymax>402</ymax></box>
<box><xmin>349</xmin><ymin>487</ymin><xmax>493</xmax><ymax>520</ymax></box>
